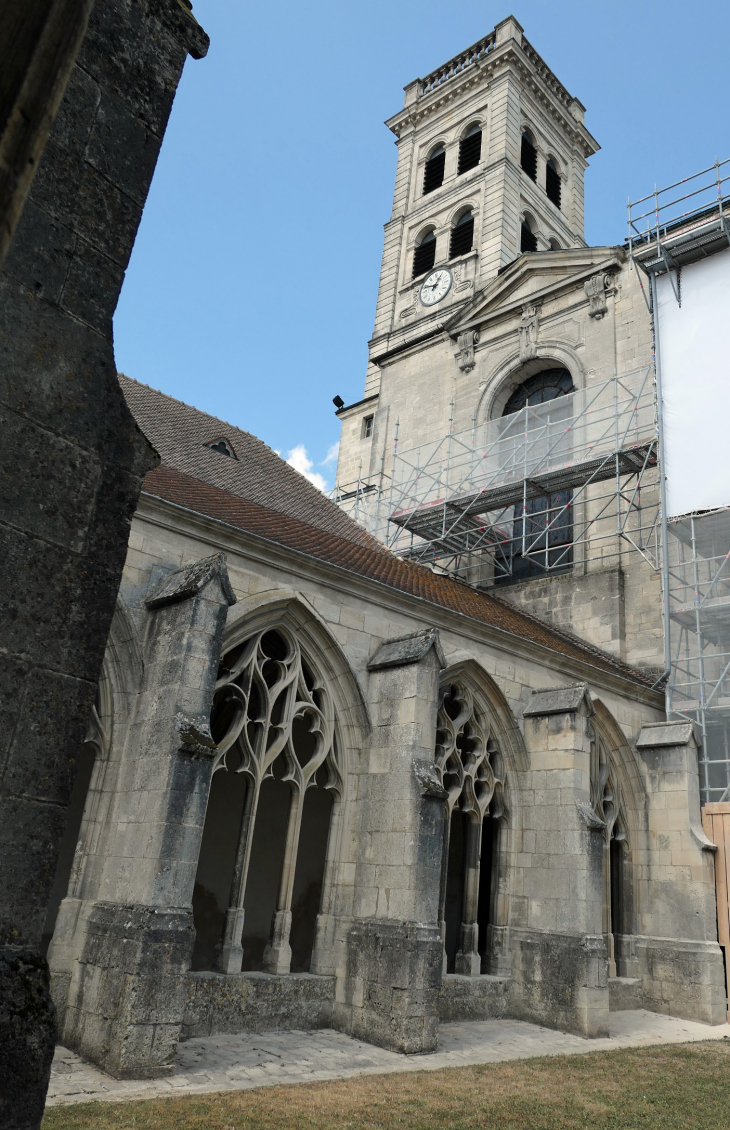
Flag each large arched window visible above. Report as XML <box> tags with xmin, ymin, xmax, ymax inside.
<box><xmin>458</xmin><ymin>124</ymin><xmax>482</xmax><ymax>175</ymax></box>
<box><xmin>412</xmin><ymin>229</ymin><xmax>436</xmax><ymax>278</ymax></box>
<box><xmin>449</xmin><ymin>210</ymin><xmax>474</xmax><ymax>258</ymax></box>
<box><xmin>496</xmin><ymin>368</ymin><xmax>574</xmax><ymax>583</ymax></box>
<box><xmin>435</xmin><ymin>680</ymin><xmax>505</xmax><ymax>976</ymax></box>
<box><xmin>423</xmin><ymin>144</ymin><xmax>445</xmax><ymax>195</ymax></box>
<box><xmin>192</xmin><ymin>627</ymin><xmax>342</xmax><ymax>976</ymax></box>
<box><xmin>591</xmin><ymin>723</ymin><xmax>627</xmax><ymax>978</ymax></box>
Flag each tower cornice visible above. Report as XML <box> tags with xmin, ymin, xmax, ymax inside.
<box><xmin>386</xmin><ymin>28</ymin><xmax>598</xmax><ymax>160</ymax></box>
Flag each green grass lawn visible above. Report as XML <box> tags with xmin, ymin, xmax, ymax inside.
<box><xmin>43</xmin><ymin>1040</ymin><xmax>730</xmax><ymax>1130</ymax></box>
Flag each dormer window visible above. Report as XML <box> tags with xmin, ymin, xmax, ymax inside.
<box><xmin>449</xmin><ymin>210</ymin><xmax>474</xmax><ymax>258</ymax></box>
<box><xmin>206</xmin><ymin>437</ymin><xmax>236</xmax><ymax>458</ymax></box>
<box><xmin>521</xmin><ymin>132</ymin><xmax>537</xmax><ymax>182</ymax></box>
<box><xmin>546</xmin><ymin>158</ymin><xmax>561</xmax><ymax>209</ymax></box>
<box><xmin>412</xmin><ymin>229</ymin><xmax>436</xmax><ymax>278</ymax></box>
<box><xmin>423</xmin><ymin>145</ymin><xmax>445</xmax><ymax>195</ymax></box>
<box><xmin>458</xmin><ymin>124</ymin><xmax>482</xmax><ymax>175</ymax></box>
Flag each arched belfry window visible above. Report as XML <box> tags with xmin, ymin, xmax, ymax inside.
<box><xmin>520</xmin><ymin>216</ymin><xmax>537</xmax><ymax>253</ymax></box>
<box><xmin>192</xmin><ymin>627</ymin><xmax>343</xmax><ymax>976</ymax></box>
<box><xmin>496</xmin><ymin>368</ymin><xmax>574</xmax><ymax>583</ymax></box>
<box><xmin>546</xmin><ymin>158</ymin><xmax>561</xmax><ymax>209</ymax></box>
<box><xmin>521</xmin><ymin>131</ymin><xmax>537</xmax><ymax>181</ymax></box>
<box><xmin>413</xmin><ymin>229</ymin><xmax>436</xmax><ymax>278</ymax></box>
<box><xmin>458</xmin><ymin>124</ymin><xmax>482</xmax><ymax>175</ymax></box>
<box><xmin>591</xmin><ymin>724</ymin><xmax>627</xmax><ymax>978</ymax></box>
<box><xmin>449</xmin><ymin>210</ymin><xmax>474</xmax><ymax>258</ymax></box>
<box><xmin>435</xmin><ymin>680</ymin><xmax>505</xmax><ymax>976</ymax></box>
<box><xmin>423</xmin><ymin>144</ymin><xmax>445</xmax><ymax>194</ymax></box>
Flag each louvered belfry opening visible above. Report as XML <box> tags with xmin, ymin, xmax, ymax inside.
<box><xmin>458</xmin><ymin>127</ymin><xmax>482</xmax><ymax>175</ymax></box>
<box><xmin>520</xmin><ymin>222</ymin><xmax>537</xmax><ymax>253</ymax></box>
<box><xmin>521</xmin><ymin>133</ymin><xmax>537</xmax><ymax>181</ymax></box>
<box><xmin>423</xmin><ymin>147</ymin><xmax>445</xmax><ymax>194</ymax></box>
<box><xmin>413</xmin><ymin>231</ymin><xmax>437</xmax><ymax>278</ymax></box>
<box><xmin>450</xmin><ymin>212</ymin><xmax>474</xmax><ymax>258</ymax></box>
<box><xmin>546</xmin><ymin>159</ymin><xmax>561</xmax><ymax>209</ymax></box>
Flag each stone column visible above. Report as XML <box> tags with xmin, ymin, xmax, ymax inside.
<box><xmin>62</xmin><ymin>554</ymin><xmax>235</xmax><ymax>1078</ymax></box>
<box><xmin>0</xmin><ymin>2</ymin><xmax>208</xmax><ymax>1124</ymax></box>
<box><xmin>346</xmin><ymin>629</ymin><xmax>446</xmax><ymax>1054</ymax></box>
<box><xmin>514</xmin><ymin>683</ymin><xmax>608</xmax><ymax>1037</ymax></box>
<box><xmin>634</xmin><ymin>721</ymin><xmax>726</xmax><ymax>1024</ymax></box>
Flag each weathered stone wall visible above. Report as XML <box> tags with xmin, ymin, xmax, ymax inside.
<box><xmin>0</xmin><ymin>2</ymin><xmax>207</xmax><ymax>1124</ymax></box>
<box><xmin>47</xmin><ymin>493</ymin><xmax>727</xmax><ymax>1064</ymax></box>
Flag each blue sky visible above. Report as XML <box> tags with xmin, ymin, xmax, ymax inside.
<box><xmin>113</xmin><ymin>0</ymin><xmax>728</xmax><ymax>489</ymax></box>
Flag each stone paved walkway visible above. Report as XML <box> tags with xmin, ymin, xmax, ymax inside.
<box><xmin>46</xmin><ymin>1010</ymin><xmax>730</xmax><ymax>1108</ymax></box>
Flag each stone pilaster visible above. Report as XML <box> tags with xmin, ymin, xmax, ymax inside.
<box><xmin>634</xmin><ymin>721</ymin><xmax>726</xmax><ymax>1025</ymax></box>
<box><xmin>346</xmin><ymin>629</ymin><xmax>446</xmax><ymax>1053</ymax></box>
<box><xmin>514</xmin><ymin>683</ymin><xmax>608</xmax><ymax>1037</ymax></box>
<box><xmin>62</xmin><ymin>554</ymin><xmax>235</xmax><ymax>1078</ymax></box>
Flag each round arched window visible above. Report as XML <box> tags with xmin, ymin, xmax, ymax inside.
<box><xmin>503</xmin><ymin>368</ymin><xmax>573</xmax><ymax>415</ymax></box>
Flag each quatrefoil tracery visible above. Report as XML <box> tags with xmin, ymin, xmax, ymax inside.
<box><xmin>210</xmin><ymin>628</ymin><xmax>341</xmax><ymax>796</ymax></box>
<box><xmin>435</xmin><ymin>682</ymin><xmax>505</xmax><ymax>821</ymax></box>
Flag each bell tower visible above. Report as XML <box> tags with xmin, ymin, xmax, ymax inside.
<box><xmin>360</xmin><ymin>15</ymin><xmax>599</xmax><ymax>399</ymax></box>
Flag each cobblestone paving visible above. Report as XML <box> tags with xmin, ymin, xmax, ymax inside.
<box><xmin>46</xmin><ymin>1010</ymin><xmax>730</xmax><ymax>1108</ymax></box>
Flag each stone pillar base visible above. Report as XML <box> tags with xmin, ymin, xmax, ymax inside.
<box><xmin>634</xmin><ymin>936</ymin><xmax>727</xmax><ymax>1025</ymax></box>
<box><xmin>347</xmin><ymin>919</ymin><xmax>442</xmax><ymax>1054</ymax></box>
<box><xmin>63</xmin><ymin>902</ymin><xmax>195</xmax><ymax>1079</ymax></box>
<box><xmin>0</xmin><ymin>948</ymin><xmax>56</xmax><ymax>1130</ymax></box>
<box><xmin>508</xmin><ymin>928</ymin><xmax>609</xmax><ymax>1037</ymax></box>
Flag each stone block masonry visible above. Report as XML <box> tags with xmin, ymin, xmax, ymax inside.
<box><xmin>0</xmin><ymin>2</ymin><xmax>208</xmax><ymax>1126</ymax></box>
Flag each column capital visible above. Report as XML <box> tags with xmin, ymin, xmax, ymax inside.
<box><xmin>367</xmin><ymin>627</ymin><xmax>446</xmax><ymax>671</ymax></box>
<box><xmin>145</xmin><ymin>552</ymin><xmax>236</xmax><ymax>610</ymax></box>
<box><xmin>523</xmin><ymin>682</ymin><xmax>594</xmax><ymax>719</ymax></box>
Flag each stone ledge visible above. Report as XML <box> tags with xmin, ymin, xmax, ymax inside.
<box><xmin>181</xmin><ymin>971</ymin><xmax>335</xmax><ymax>1041</ymax></box>
<box><xmin>439</xmin><ymin>974</ymin><xmax>511</xmax><ymax>1022</ymax></box>
<box><xmin>608</xmin><ymin>976</ymin><xmax>642</xmax><ymax>1012</ymax></box>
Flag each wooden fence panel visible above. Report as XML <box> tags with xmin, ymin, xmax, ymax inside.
<box><xmin>701</xmin><ymin>802</ymin><xmax>730</xmax><ymax>1021</ymax></box>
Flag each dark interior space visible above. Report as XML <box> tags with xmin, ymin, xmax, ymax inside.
<box><xmin>289</xmin><ymin>784</ymin><xmax>332</xmax><ymax>972</ymax></box>
<box><xmin>444</xmin><ymin>808</ymin><xmax>466</xmax><ymax>972</ymax></box>
<box><xmin>478</xmin><ymin>816</ymin><xmax>496</xmax><ymax>971</ymax></box>
<box><xmin>191</xmin><ymin>749</ymin><xmax>248</xmax><ymax>971</ymax></box>
<box><xmin>240</xmin><ymin>765</ymin><xmax>291</xmax><ymax>971</ymax></box>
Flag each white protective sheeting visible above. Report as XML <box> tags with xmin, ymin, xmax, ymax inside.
<box><xmin>656</xmin><ymin>245</ymin><xmax>730</xmax><ymax>518</ymax></box>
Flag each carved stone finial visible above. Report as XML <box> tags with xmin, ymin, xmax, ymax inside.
<box><xmin>518</xmin><ymin>304</ymin><xmax>540</xmax><ymax>360</ymax></box>
<box><xmin>456</xmin><ymin>330</ymin><xmax>479</xmax><ymax>372</ymax></box>
<box><xmin>584</xmin><ymin>274</ymin><xmax>609</xmax><ymax>319</ymax></box>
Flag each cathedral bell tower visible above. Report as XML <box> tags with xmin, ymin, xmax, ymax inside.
<box><xmin>355</xmin><ymin>15</ymin><xmax>599</xmax><ymax>404</ymax></box>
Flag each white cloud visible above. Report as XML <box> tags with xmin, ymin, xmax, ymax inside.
<box><xmin>322</xmin><ymin>441</ymin><xmax>340</xmax><ymax>466</ymax></box>
<box><xmin>286</xmin><ymin>444</ymin><xmax>328</xmax><ymax>492</ymax></box>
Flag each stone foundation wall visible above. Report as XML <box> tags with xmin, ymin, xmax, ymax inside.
<box><xmin>182</xmin><ymin>972</ymin><xmax>336</xmax><ymax>1041</ymax></box>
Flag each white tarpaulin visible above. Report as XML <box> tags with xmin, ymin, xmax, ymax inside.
<box><xmin>656</xmin><ymin>245</ymin><xmax>730</xmax><ymax>518</ymax></box>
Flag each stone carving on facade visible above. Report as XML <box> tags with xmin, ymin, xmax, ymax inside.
<box><xmin>211</xmin><ymin>626</ymin><xmax>342</xmax><ymax>975</ymax></box>
<box><xmin>456</xmin><ymin>330</ymin><xmax>479</xmax><ymax>372</ymax></box>
<box><xmin>434</xmin><ymin>680</ymin><xmax>505</xmax><ymax>975</ymax></box>
<box><xmin>518</xmin><ymin>304</ymin><xmax>540</xmax><ymax>359</ymax></box>
<box><xmin>584</xmin><ymin>273</ymin><xmax>609</xmax><ymax>319</ymax></box>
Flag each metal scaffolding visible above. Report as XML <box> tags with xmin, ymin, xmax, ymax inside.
<box><xmin>629</xmin><ymin>157</ymin><xmax>730</xmax><ymax>802</ymax></box>
<box><xmin>333</xmin><ymin>366</ymin><xmax>660</xmax><ymax>588</ymax></box>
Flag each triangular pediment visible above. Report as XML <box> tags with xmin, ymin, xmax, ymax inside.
<box><xmin>446</xmin><ymin>246</ymin><xmax>623</xmax><ymax>335</ymax></box>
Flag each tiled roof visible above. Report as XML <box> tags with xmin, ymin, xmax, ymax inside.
<box><xmin>135</xmin><ymin>454</ymin><xmax>656</xmax><ymax>689</ymax></box>
<box><xmin>118</xmin><ymin>375</ymin><xmax>377</xmax><ymax>549</ymax></box>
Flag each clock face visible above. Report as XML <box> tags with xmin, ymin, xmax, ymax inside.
<box><xmin>419</xmin><ymin>268</ymin><xmax>453</xmax><ymax>306</ymax></box>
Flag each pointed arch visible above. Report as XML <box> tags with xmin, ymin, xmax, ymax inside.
<box><xmin>591</xmin><ymin>700</ymin><xmax>648</xmax><ymax>975</ymax></box>
<box><xmin>193</xmin><ymin>594</ymin><xmax>368</xmax><ymax>978</ymax></box>
<box><xmin>437</xmin><ymin>658</ymin><xmax>525</xmax><ymax>976</ymax></box>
